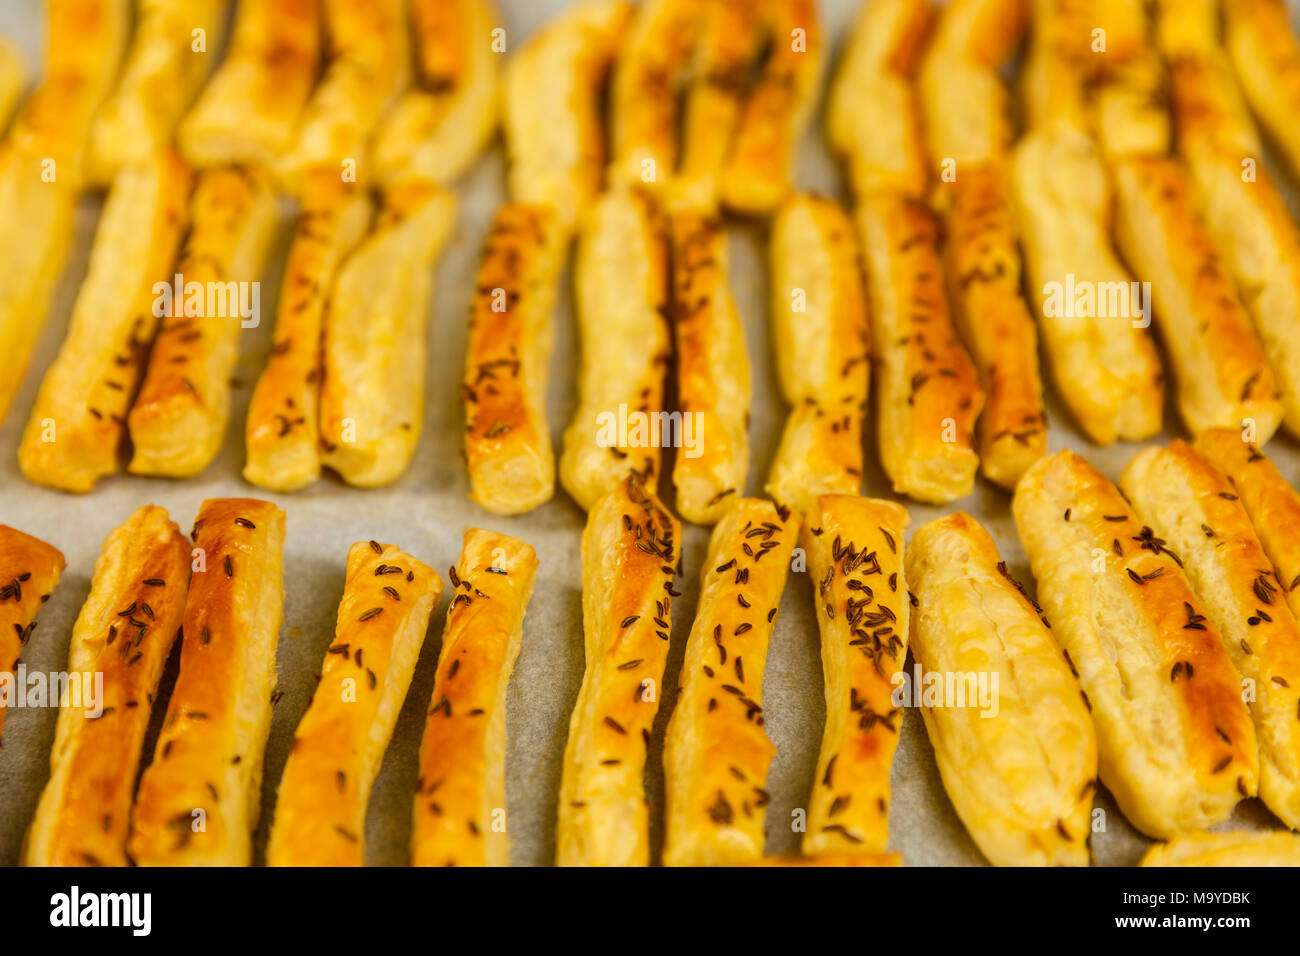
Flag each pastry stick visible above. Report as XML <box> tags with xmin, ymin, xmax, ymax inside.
<box><xmin>86</xmin><ymin>0</ymin><xmax>229</xmax><ymax>183</ymax></box>
<box><xmin>560</xmin><ymin>187</ymin><xmax>670</xmax><ymax>511</ymax></box>
<box><xmin>0</xmin><ymin>38</ymin><xmax>25</xmax><ymax>131</ymax></box>
<box><xmin>277</xmin><ymin>0</ymin><xmax>409</xmax><ymax>192</ymax></box>
<box><xmin>1140</xmin><ymin>830</ymin><xmax>1300</xmax><ymax>867</ymax></box>
<box><xmin>663</xmin><ymin>498</ymin><xmax>797</xmax><ymax>867</ymax></box>
<box><xmin>765</xmin><ymin>193</ymin><xmax>869</xmax><ymax>516</ymax></box>
<box><xmin>178</xmin><ymin>0</ymin><xmax>321</xmax><ymax>170</ymax></box>
<box><xmin>373</xmin><ymin>0</ymin><xmax>502</xmax><ymax>187</ymax></box>
<box><xmin>410</xmin><ymin>529</ymin><xmax>538</xmax><ymax>867</ymax></box>
<box><xmin>0</xmin><ymin>526</ymin><xmax>66</xmax><ymax>750</ymax></box>
<box><xmin>1122</xmin><ymin>442</ymin><xmax>1300</xmax><ymax>830</ymax></box>
<box><xmin>19</xmin><ymin>153</ymin><xmax>192</xmax><ymax>493</ymax></box>
<box><xmin>858</xmin><ymin>194</ymin><xmax>983</xmax><ymax>504</ymax></box>
<box><xmin>129</xmin><ymin>499</ymin><xmax>286</xmax><ymax>866</ymax></box>
<box><xmin>244</xmin><ymin>172</ymin><xmax>372</xmax><ymax>492</ymax></box>
<box><xmin>23</xmin><ymin>505</ymin><xmax>190</xmax><ymax>867</ymax></box>
<box><xmin>907</xmin><ymin>512</ymin><xmax>1096</xmax><ymax>866</ymax></box>
<box><xmin>1111</xmin><ymin>154</ymin><xmax>1282</xmax><ymax>441</ymax></box>
<box><xmin>1012</xmin><ymin>450</ymin><xmax>1258</xmax><ymax>838</ymax></box>
<box><xmin>504</xmin><ymin>0</ymin><xmax>631</xmax><ymax>237</ymax></box>
<box><xmin>802</xmin><ymin>495</ymin><xmax>908</xmax><ymax>857</ymax></box>
<box><xmin>670</xmin><ymin>211</ymin><xmax>752</xmax><ymax>524</ymax></box>
<box><xmin>319</xmin><ymin>182</ymin><xmax>457</xmax><ymax>487</ymax></box>
<box><xmin>557</xmin><ymin>476</ymin><xmax>681</xmax><ymax>867</ymax></box>
<box><xmin>720</xmin><ymin>0</ymin><xmax>824</xmax><ymax>217</ymax></box>
<box><xmin>268</xmin><ymin>541</ymin><xmax>442</xmax><ymax>866</ymax></box>
<box><xmin>1195</xmin><ymin>427</ymin><xmax>1300</xmax><ymax>623</ymax></box>
<box><xmin>1223</xmin><ymin>0</ymin><xmax>1300</xmax><ymax>180</ymax></box>
<box><xmin>128</xmin><ymin>166</ymin><xmax>279</xmax><ymax>478</ymax></box>
<box><xmin>464</xmin><ymin>203</ymin><xmax>565</xmax><ymax>515</ymax></box>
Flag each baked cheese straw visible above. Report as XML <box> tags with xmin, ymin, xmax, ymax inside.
<box><xmin>504</xmin><ymin>0</ymin><xmax>631</xmax><ymax>237</ymax></box>
<box><xmin>560</xmin><ymin>188</ymin><xmax>670</xmax><ymax>511</ymax></box>
<box><xmin>319</xmin><ymin>183</ymin><xmax>457</xmax><ymax>487</ymax></box>
<box><xmin>178</xmin><ymin>0</ymin><xmax>321</xmax><ymax>170</ymax></box>
<box><xmin>557</xmin><ymin>476</ymin><xmax>681</xmax><ymax>867</ymax></box>
<box><xmin>906</xmin><ymin>513</ymin><xmax>1097</xmax><ymax>866</ymax></box>
<box><xmin>765</xmin><ymin>193</ymin><xmax>869</xmax><ymax>515</ymax></box>
<box><xmin>858</xmin><ymin>195</ymin><xmax>983</xmax><ymax>504</ymax></box>
<box><xmin>23</xmin><ymin>505</ymin><xmax>190</xmax><ymax>867</ymax></box>
<box><xmin>670</xmin><ymin>211</ymin><xmax>752</xmax><ymax>524</ymax></box>
<box><xmin>1140</xmin><ymin>830</ymin><xmax>1300</xmax><ymax>867</ymax></box>
<box><xmin>86</xmin><ymin>0</ymin><xmax>229</xmax><ymax>183</ymax></box>
<box><xmin>802</xmin><ymin>495</ymin><xmax>909</xmax><ymax>856</ymax></box>
<box><xmin>1223</xmin><ymin>0</ymin><xmax>1300</xmax><ymax>180</ymax></box>
<box><xmin>662</xmin><ymin>498</ymin><xmax>797</xmax><ymax>867</ymax></box>
<box><xmin>410</xmin><ymin>529</ymin><xmax>538</xmax><ymax>867</ymax></box>
<box><xmin>464</xmin><ymin>203</ymin><xmax>565</xmax><ymax>515</ymax></box>
<box><xmin>277</xmin><ymin>0</ymin><xmax>409</xmax><ymax>192</ymax></box>
<box><xmin>0</xmin><ymin>526</ymin><xmax>66</xmax><ymax>750</ymax></box>
<box><xmin>1012</xmin><ymin>450</ymin><xmax>1258</xmax><ymax>838</ymax></box>
<box><xmin>128</xmin><ymin>166</ymin><xmax>279</xmax><ymax>478</ymax></box>
<box><xmin>19</xmin><ymin>153</ymin><xmax>192</xmax><ymax>493</ymax></box>
<box><xmin>1122</xmin><ymin>442</ymin><xmax>1300</xmax><ymax>829</ymax></box>
<box><xmin>244</xmin><ymin>173</ymin><xmax>372</xmax><ymax>492</ymax></box>
<box><xmin>128</xmin><ymin>499</ymin><xmax>286</xmax><ymax>866</ymax></box>
<box><xmin>720</xmin><ymin>0</ymin><xmax>824</xmax><ymax>217</ymax></box>
<box><xmin>1195</xmin><ymin>427</ymin><xmax>1300</xmax><ymax>623</ymax></box>
<box><xmin>0</xmin><ymin>38</ymin><xmax>25</xmax><ymax>131</ymax></box>
<box><xmin>747</xmin><ymin>852</ymin><xmax>903</xmax><ymax>867</ymax></box>
<box><xmin>267</xmin><ymin>541</ymin><xmax>442</xmax><ymax>866</ymax></box>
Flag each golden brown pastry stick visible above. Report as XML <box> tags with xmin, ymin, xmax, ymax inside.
<box><xmin>557</xmin><ymin>476</ymin><xmax>681</xmax><ymax>867</ymax></box>
<box><xmin>1012</xmin><ymin>450</ymin><xmax>1258</xmax><ymax>838</ymax></box>
<box><xmin>1195</xmin><ymin>427</ymin><xmax>1300</xmax><ymax>623</ymax></box>
<box><xmin>1223</xmin><ymin>0</ymin><xmax>1300</xmax><ymax>180</ymax></box>
<box><xmin>128</xmin><ymin>166</ymin><xmax>279</xmax><ymax>478</ymax></box>
<box><xmin>765</xmin><ymin>193</ymin><xmax>869</xmax><ymax>515</ymax></box>
<box><xmin>560</xmin><ymin>188</ymin><xmax>670</xmax><ymax>511</ymax></box>
<box><xmin>244</xmin><ymin>172</ymin><xmax>373</xmax><ymax>492</ymax></box>
<box><xmin>907</xmin><ymin>512</ymin><xmax>1097</xmax><ymax>866</ymax></box>
<box><xmin>128</xmin><ymin>499</ymin><xmax>286</xmax><ymax>866</ymax></box>
<box><xmin>663</xmin><ymin>498</ymin><xmax>797</xmax><ymax>867</ymax></box>
<box><xmin>802</xmin><ymin>495</ymin><xmax>909</xmax><ymax>857</ymax></box>
<box><xmin>178</xmin><ymin>0</ymin><xmax>321</xmax><ymax>170</ymax></box>
<box><xmin>373</xmin><ymin>0</ymin><xmax>501</xmax><ymax>187</ymax></box>
<box><xmin>1122</xmin><ymin>442</ymin><xmax>1300</xmax><ymax>830</ymax></box>
<box><xmin>0</xmin><ymin>526</ymin><xmax>66</xmax><ymax>750</ymax></box>
<box><xmin>319</xmin><ymin>182</ymin><xmax>457</xmax><ymax>487</ymax></box>
<box><xmin>19</xmin><ymin>153</ymin><xmax>192</xmax><ymax>493</ymax></box>
<box><xmin>0</xmin><ymin>38</ymin><xmax>26</xmax><ymax>131</ymax></box>
<box><xmin>267</xmin><ymin>541</ymin><xmax>442</xmax><ymax>866</ymax></box>
<box><xmin>410</xmin><ymin>529</ymin><xmax>538</xmax><ymax>867</ymax></box>
<box><xmin>464</xmin><ymin>203</ymin><xmax>565</xmax><ymax>515</ymax></box>
<box><xmin>1140</xmin><ymin>830</ymin><xmax>1300</xmax><ymax>866</ymax></box>
<box><xmin>23</xmin><ymin>505</ymin><xmax>190</xmax><ymax>867</ymax></box>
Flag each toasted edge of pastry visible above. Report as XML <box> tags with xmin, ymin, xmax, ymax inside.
<box><xmin>0</xmin><ymin>525</ymin><xmax>66</xmax><ymax>748</ymax></box>
<box><xmin>1140</xmin><ymin>829</ymin><xmax>1300</xmax><ymax>866</ymax></box>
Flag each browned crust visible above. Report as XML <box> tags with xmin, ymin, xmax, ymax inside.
<box><xmin>0</xmin><ymin>526</ymin><xmax>66</xmax><ymax>748</ymax></box>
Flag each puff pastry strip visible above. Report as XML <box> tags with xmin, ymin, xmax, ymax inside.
<box><xmin>0</xmin><ymin>526</ymin><xmax>66</xmax><ymax>750</ymax></box>
<box><xmin>178</xmin><ymin>0</ymin><xmax>321</xmax><ymax>170</ymax></box>
<box><xmin>1140</xmin><ymin>830</ymin><xmax>1300</xmax><ymax>866</ymax></box>
<box><xmin>1122</xmin><ymin>442</ymin><xmax>1300</xmax><ymax>830</ymax></box>
<box><xmin>410</xmin><ymin>529</ymin><xmax>538</xmax><ymax>867</ymax></box>
<box><xmin>0</xmin><ymin>38</ymin><xmax>25</xmax><ymax>132</ymax></box>
<box><xmin>560</xmin><ymin>187</ymin><xmax>670</xmax><ymax>511</ymax></box>
<box><xmin>504</xmin><ymin>0</ymin><xmax>631</xmax><ymax>236</ymax></box>
<box><xmin>244</xmin><ymin>172</ymin><xmax>373</xmax><ymax>492</ymax></box>
<box><xmin>671</xmin><ymin>211</ymin><xmax>752</xmax><ymax>524</ymax></box>
<box><xmin>802</xmin><ymin>495</ymin><xmax>909</xmax><ymax>857</ymax></box>
<box><xmin>23</xmin><ymin>505</ymin><xmax>190</xmax><ymax>867</ymax></box>
<box><xmin>267</xmin><ymin>541</ymin><xmax>442</xmax><ymax>866</ymax></box>
<box><xmin>128</xmin><ymin>166</ymin><xmax>279</xmax><ymax>478</ymax></box>
<box><xmin>1012</xmin><ymin>450</ymin><xmax>1258</xmax><ymax>838</ymax></box>
<box><xmin>663</xmin><ymin>498</ymin><xmax>797</xmax><ymax>867</ymax></box>
<box><xmin>320</xmin><ymin>182</ymin><xmax>456</xmax><ymax>487</ymax></box>
<box><xmin>19</xmin><ymin>153</ymin><xmax>192</xmax><ymax>493</ymax></box>
<box><xmin>765</xmin><ymin>193</ymin><xmax>869</xmax><ymax>515</ymax></box>
<box><xmin>906</xmin><ymin>512</ymin><xmax>1096</xmax><ymax>866</ymax></box>
<box><xmin>1223</xmin><ymin>0</ymin><xmax>1300</xmax><ymax>180</ymax></box>
<box><xmin>128</xmin><ymin>499</ymin><xmax>286</xmax><ymax>866</ymax></box>
<box><xmin>557</xmin><ymin>476</ymin><xmax>681</xmax><ymax>867</ymax></box>
<box><xmin>373</xmin><ymin>0</ymin><xmax>502</xmax><ymax>187</ymax></box>
<box><xmin>464</xmin><ymin>203</ymin><xmax>565</xmax><ymax>515</ymax></box>
<box><xmin>1195</xmin><ymin>427</ymin><xmax>1300</xmax><ymax>624</ymax></box>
